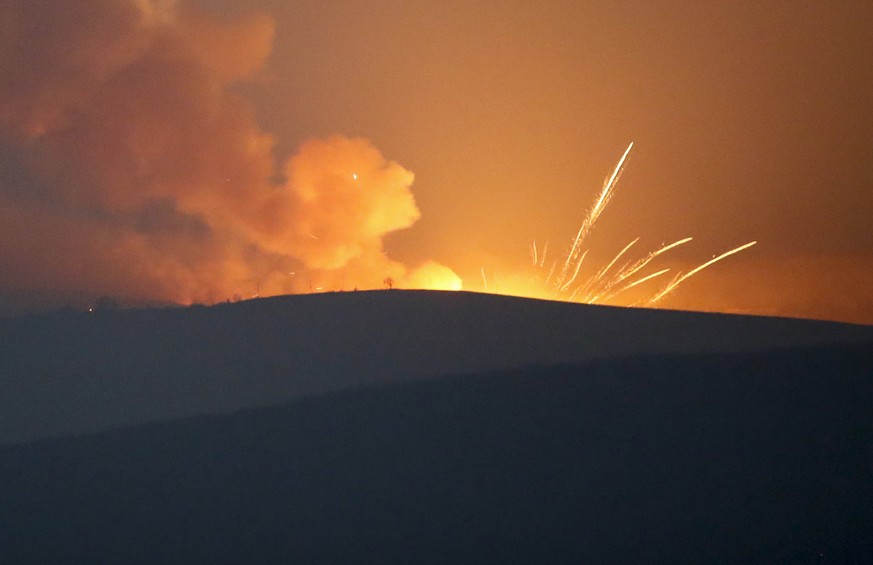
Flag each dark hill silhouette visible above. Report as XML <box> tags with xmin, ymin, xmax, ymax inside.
<box><xmin>1</xmin><ymin>341</ymin><xmax>871</xmax><ymax>563</ymax></box>
<box><xmin>1</xmin><ymin>290</ymin><xmax>871</xmax><ymax>444</ymax></box>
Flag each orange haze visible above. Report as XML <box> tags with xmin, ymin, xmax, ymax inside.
<box><xmin>0</xmin><ymin>1</ymin><xmax>458</xmax><ymax>308</ymax></box>
<box><xmin>1</xmin><ymin>1</ymin><xmax>871</xmax><ymax>326</ymax></box>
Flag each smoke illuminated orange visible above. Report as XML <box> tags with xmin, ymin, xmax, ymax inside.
<box><xmin>4</xmin><ymin>0</ymin><xmax>869</xmax><ymax>325</ymax></box>
<box><xmin>0</xmin><ymin>1</ymin><xmax>460</xmax><ymax>308</ymax></box>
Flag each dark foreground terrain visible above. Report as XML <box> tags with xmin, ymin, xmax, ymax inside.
<box><xmin>3</xmin><ymin>290</ymin><xmax>872</xmax><ymax>444</ymax></box>
<box><xmin>2</xmin><ymin>340</ymin><xmax>872</xmax><ymax>563</ymax></box>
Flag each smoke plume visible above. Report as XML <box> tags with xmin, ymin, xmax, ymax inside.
<box><xmin>0</xmin><ymin>0</ymin><xmax>459</xmax><ymax>309</ymax></box>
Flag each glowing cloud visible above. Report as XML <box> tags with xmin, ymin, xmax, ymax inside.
<box><xmin>286</xmin><ymin>136</ymin><xmax>421</xmax><ymax>270</ymax></box>
<box><xmin>0</xmin><ymin>0</ymin><xmax>457</xmax><ymax>307</ymax></box>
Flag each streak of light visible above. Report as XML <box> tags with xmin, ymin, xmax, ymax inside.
<box><xmin>556</xmin><ymin>142</ymin><xmax>633</xmax><ymax>290</ymax></box>
<box><xmin>648</xmin><ymin>241</ymin><xmax>758</xmax><ymax>304</ymax></box>
<box><xmin>523</xmin><ymin>142</ymin><xmax>755</xmax><ymax>309</ymax></box>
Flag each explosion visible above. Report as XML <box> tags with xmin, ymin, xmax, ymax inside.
<box><xmin>0</xmin><ymin>0</ymin><xmax>459</xmax><ymax>309</ymax></box>
<box><xmin>0</xmin><ymin>1</ymin><xmax>757</xmax><ymax>314</ymax></box>
<box><xmin>511</xmin><ymin>142</ymin><xmax>756</xmax><ymax>307</ymax></box>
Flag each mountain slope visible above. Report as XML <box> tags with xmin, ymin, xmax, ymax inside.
<box><xmin>1</xmin><ymin>341</ymin><xmax>872</xmax><ymax>563</ymax></box>
<box><xmin>2</xmin><ymin>290</ymin><xmax>871</xmax><ymax>443</ymax></box>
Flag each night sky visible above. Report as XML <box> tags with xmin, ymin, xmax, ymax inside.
<box><xmin>1</xmin><ymin>1</ymin><xmax>871</xmax><ymax>323</ymax></box>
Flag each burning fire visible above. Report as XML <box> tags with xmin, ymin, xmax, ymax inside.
<box><xmin>0</xmin><ymin>1</ymin><xmax>460</xmax><ymax>307</ymax></box>
<box><xmin>0</xmin><ymin>1</ymin><xmax>754</xmax><ymax>312</ymax></box>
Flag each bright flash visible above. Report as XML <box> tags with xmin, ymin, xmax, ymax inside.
<box><xmin>527</xmin><ymin>142</ymin><xmax>756</xmax><ymax>307</ymax></box>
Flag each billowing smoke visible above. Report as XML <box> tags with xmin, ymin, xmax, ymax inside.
<box><xmin>0</xmin><ymin>0</ymin><xmax>459</xmax><ymax>309</ymax></box>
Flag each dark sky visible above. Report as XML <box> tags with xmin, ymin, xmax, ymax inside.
<box><xmin>2</xmin><ymin>1</ymin><xmax>871</xmax><ymax>322</ymax></box>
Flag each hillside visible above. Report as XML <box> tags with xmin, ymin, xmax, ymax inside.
<box><xmin>1</xmin><ymin>341</ymin><xmax>872</xmax><ymax>563</ymax></box>
<box><xmin>2</xmin><ymin>290</ymin><xmax>872</xmax><ymax>444</ymax></box>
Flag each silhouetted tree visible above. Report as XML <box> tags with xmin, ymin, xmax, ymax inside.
<box><xmin>383</xmin><ymin>277</ymin><xmax>394</xmax><ymax>290</ymax></box>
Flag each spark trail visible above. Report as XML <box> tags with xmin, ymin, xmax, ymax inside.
<box><xmin>647</xmin><ymin>240</ymin><xmax>758</xmax><ymax>304</ymax></box>
<box><xmin>533</xmin><ymin>142</ymin><xmax>756</xmax><ymax>307</ymax></box>
<box><xmin>555</xmin><ymin>142</ymin><xmax>634</xmax><ymax>291</ymax></box>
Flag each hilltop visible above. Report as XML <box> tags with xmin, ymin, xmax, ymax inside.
<box><xmin>2</xmin><ymin>290</ymin><xmax>871</xmax><ymax>444</ymax></box>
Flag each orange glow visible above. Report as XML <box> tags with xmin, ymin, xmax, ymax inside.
<box><xmin>467</xmin><ymin>144</ymin><xmax>757</xmax><ymax>312</ymax></box>
<box><xmin>0</xmin><ymin>2</ymin><xmax>461</xmax><ymax>307</ymax></box>
<box><xmin>3</xmin><ymin>1</ymin><xmax>871</xmax><ymax>325</ymax></box>
<box><xmin>402</xmin><ymin>261</ymin><xmax>463</xmax><ymax>292</ymax></box>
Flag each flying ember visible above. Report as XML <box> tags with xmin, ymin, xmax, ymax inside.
<box><xmin>515</xmin><ymin>143</ymin><xmax>756</xmax><ymax>307</ymax></box>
